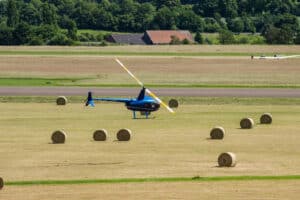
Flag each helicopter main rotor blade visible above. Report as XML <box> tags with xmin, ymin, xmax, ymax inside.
<box><xmin>146</xmin><ymin>88</ymin><xmax>175</xmax><ymax>114</ymax></box>
<box><xmin>115</xmin><ymin>58</ymin><xmax>175</xmax><ymax>114</ymax></box>
<box><xmin>115</xmin><ymin>58</ymin><xmax>143</xmax><ymax>87</ymax></box>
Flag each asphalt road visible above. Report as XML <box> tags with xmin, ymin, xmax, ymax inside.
<box><xmin>0</xmin><ymin>87</ymin><xmax>300</xmax><ymax>98</ymax></box>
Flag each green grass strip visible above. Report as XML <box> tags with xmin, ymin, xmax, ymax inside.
<box><xmin>5</xmin><ymin>175</ymin><xmax>300</xmax><ymax>186</ymax></box>
<box><xmin>0</xmin><ymin>50</ymin><xmax>299</xmax><ymax>57</ymax></box>
<box><xmin>0</xmin><ymin>77</ymin><xmax>300</xmax><ymax>88</ymax></box>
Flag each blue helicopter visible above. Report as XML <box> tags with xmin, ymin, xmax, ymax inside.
<box><xmin>85</xmin><ymin>58</ymin><xmax>175</xmax><ymax>119</ymax></box>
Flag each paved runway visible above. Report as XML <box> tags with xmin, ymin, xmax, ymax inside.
<box><xmin>0</xmin><ymin>87</ymin><xmax>300</xmax><ymax>98</ymax></box>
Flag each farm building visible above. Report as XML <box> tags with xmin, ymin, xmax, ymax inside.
<box><xmin>106</xmin><ymin>34</ymin><xmax>146</xmax><ymax>45</ymax></box>
<box><xmin>143</xmin><ymin>30</ymin><xmax>194</xmax><ymax>44</ymax></box>
<box><xmin>107</xmin><ymin>30</ymin><xmax>194</xmax><ymax>45</ymax></box>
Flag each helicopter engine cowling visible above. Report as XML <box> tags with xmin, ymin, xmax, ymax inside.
<box><xmin>125</xmin><ymin>101</ymin><xmax>160</xmax><ymax>112</ymax></box>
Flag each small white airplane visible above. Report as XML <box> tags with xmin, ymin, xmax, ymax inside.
<box><xmin>251</xmin><ymin>55</ymin><xmax>300</xmax><ymax>60</ymax></box>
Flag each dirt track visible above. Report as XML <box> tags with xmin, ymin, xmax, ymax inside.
<box><xmin>0</xmin><ymin>87</ymin><xmax>300</xmax><ymax>97</ymax></box>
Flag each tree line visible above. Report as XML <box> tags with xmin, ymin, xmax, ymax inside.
<box><xmin>0</xmin><ymin>0</ymin><xmax>300</xmax><ymax>45</ymax></box>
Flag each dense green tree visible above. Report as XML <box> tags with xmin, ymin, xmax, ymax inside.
<box><xmin>34</xmin><ymin>24</ymin><xmax>59</xmax><ymax>41</ymax></box>
<box><xmin>182</xmin><ymin>38</ymin><xmax>190</xmax><ymax>44</ymax></box>
<box><xmin>28</xmin><ymin>36</ymin><xmax>44</xmax><ymax>45</ymax></box>
<box><xmin>237</xmin><ymin>0</ymin><xmax>250</xmax><ymax>14</ymax></box>
<box><xmin>48</xmin><ymin>33</ymin><xmax>74</xmax><ymax>45</ymax></box>
<box><xmin>117</xmin><ymin>0</ymin><xmax>139</xmax><ymax>32</ymax></box>
<box><xmin>72</xmin><ymin>1</ymin><xmax>96</xmax><ymax>29</ymax></box>
<box><xmin>94</xmin><ymin>8</ymin><xmax>118</xmax><ymax>31</ymax></box>
<box><xmin>193</xmin><ymin>0</ymin><xmax>218</xmax><ymax>17</ymax></box>
<box><xmin>227</xmin><ymin>18</ymin><xmax>244</xmax><ymax>33</ymax></box>
<box><xmin>41</xmin><ymin>2</ymin><xmax>57</xmax><ymax>25</ymax></box>
<box><xmin>7</xmin><ymin>0</ymin><xmax>19</xmax><ymax>27</ymax></box>
<box><xmin>263</xmin><ymin>13</ymin><xmax>299</xmax><ymax>44</ymax></box>
<box><xmin>134</xmin><ymin>3</ymin><xmax>155</xmax><ymax>31</ymax></box>
<box><xmin>13</xmin><ymin>21</ymin><xmax>33</xmax><ymax>44</ymax></box>
<box><xmin>155</xmin><ymin>0</ymin><xmax>180</xmax><ymax>8</ymax></box>
<box><xmin>177</xmin><ymin>9</ymin><xmax>204</xmax><ymax>32</ymax></box>
<box><xmin>194</xmin><ymin>31</ymin><xmax>203</xmax><ymax>44</ymax></box>
<box><xmin>49</xmin><ymin>0</ymin><xmax>76</xmax><ymax>17</ymax></box>
<box><xmin>204</xmin><ymin>18</ymin><xmax>221</xmax><ymax>32</ymax></box>
<box><xmin>213</xmin><ymin>12</ymin><xmax>226</xmax><ymax>29</ymax></box>
<box><xmin>218</xmin><ymin>29</ymin><xmax>235</xmax><ymax>44</ymax></box>
<box><xmin>219</xmin><ymin>0</ymin><xmax>238</xmax><ymax>18</ymax></box>
<box><xmin>294</xmin><ymin>30</ymin><xmax>300</xmax><ymax>44</ymax></box>
<box><xmin>64</xmin><ymin>17</ymin><xmax>77</xmax><ymax>40</ymax></box>
<box><xmin>242</xmin><ymin>15</ymin><xmax>256</xmax><ymax>33</ymax></box>
<box><xmin>274</xmin><ymin>13</ymin><xmax>299</xmax><ymax>34</ymax></box>
<box><xmin>0</xmin><ymin>1</ymin><xmax>7</xmax><ymax>17</ymax></box>
<box><xmin>0</xmin><ymin>24</ymin><xmax>14</xmax><ymax>45</ymax></box>
<box><xmin>296</xmin><ymin>3</ymin><xmax>300</xmax><ymax>15</ymax></box>
<box><xmin>263</xmin><ymin>26</ymin><xmax>283</xmax><ymax>44</ymax></box>
<box><xmin>20</xmin><ymin>3</ymin><xmax>41</xmax><ymax>25</ymax></box>
<box><xmin>152</xmin><ymin>6</ymin><xmax>176</xmax><ymax>30</ymax></box>
<box><xmin>266</xmin><ymin>0</ymin><xmax>297</xmax><ymax>15</ymax></box>
<box><xmin>0</xmin><ymin>0</ymin><xmax>300</xmax><ymax>45</ymax></box>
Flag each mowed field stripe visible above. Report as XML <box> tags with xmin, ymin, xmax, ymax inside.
<box><xmin>0</xmin><ymin>50</ymin><xmax>299</xmax><ymax>57</ymax></box>
<box><xmin>5</xmin><ymin>175</ymin><xmax>300</xmax><ymax>186</ymax></box>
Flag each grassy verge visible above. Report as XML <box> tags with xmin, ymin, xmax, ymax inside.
<box><xmin>1</xmin><ymin>96</ymin><xmax>300</xmax><ymax>105</ymax></box>
<box><xmin>5</xmin><ymin>175</ymin><xmax>300</xmax><ymax>186</ymax></box>
<box><xmin>1</xmin><ymin>77</ymin><xmax>300</xmax><ymax>88</ymax></box>
<box><xmin>0</xmin><ymin>77</ymin><xmax>83</xmax><ymax>86</ymax></box>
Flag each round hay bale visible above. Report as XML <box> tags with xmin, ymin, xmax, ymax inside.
<box><xmin>0</xmin><ymin>177</ymin><xmax>3</xmax><ymax>190</ymax></box>
<box><xmin>260</xmin><ymin>113</ymin><xmax>272</xmax><ymax>124</ymax></box>
<box><xmin>168</xmin><ymin>99</ymin><xmax>179</xmax><ymax>108</ymax></box>
<box><xmin>218</xmin><ymin>152</ymin><xmax>237</xmax><ymax>167</ymax></box>
<box><xmin>56</xmin><ymin>96</ymin><xmax>67</xmax><ymax>105</ymax></box>
<box><xmin>240</xmin><ymin>118</ymin><xmax>254</xmax><ymax>129</ymax></box>
<box><xmin>51</xmin><ymin>130</ymin><xmax>66</xmax><ymax>144</ymax></box>
<box><xmin>210</xmin><ymin>126</ymin><xmax>225</xmax><ymax>139</ymax></box>
<box><xmin>93</xmin><ymin>129</ymin><xmax>108</xmax><ymax>141</ymax></box>
<box><xmin>117</xmin><ymin>129</ymin><xmax>131</xmax><ymax>141</ymax></box>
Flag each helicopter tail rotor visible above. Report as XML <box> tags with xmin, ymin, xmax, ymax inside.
<box><xmin>85</xmin><ymin>91</ymin><xmax>95</xmax><ymax>107</ymax></box>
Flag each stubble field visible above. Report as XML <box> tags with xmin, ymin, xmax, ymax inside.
<box><xmin>0</xmin><ymin>45</ymin><xmax>300</xmax><ymax>199</ymax></box>
<box><xmin>0</xmin><ymin>56</ymin><xmax>300</xmax><ymax>87</ymax></box>
<box><xmin>0</xmin><ymin>102</ymin><xmax>300</xmax><ymax>199</ymax></box>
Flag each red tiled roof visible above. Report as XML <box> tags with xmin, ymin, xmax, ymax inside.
<box><xmin>145</xmin><ymin>30</ymin><xmax>194</xmax><ymax>44</ymax></box>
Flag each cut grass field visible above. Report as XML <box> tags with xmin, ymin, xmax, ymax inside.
<box><xmin>0</xmin><ymin>99</ymin><xmax>299</xmax><ymax>199</ymax></box>
<box><xmin>2</xmin><ymin>181</ymin><xmax>300</xmax><ymax>200</ymax></box>
<box><xmin>1</xmin><ymin>45</ymin><xmax>300</xmax><ymax>55</ymax></box>
<box><xmin>0</xmin><ymin>45</ymin><xmax>300</xmax><ymax>199</ymax></box>
<box><xmin>0</xmin><ymin>100</ymin><xmax>299</xmax><ymax>180</ymax></box>
<box><xmin>1</xmin><ymin>55</ymin><xmax>300</xmax><ymax>88</ymax></box>
<box><xmin>0</xmin><ymin>50</ymin><xmax>274</xmax><ymax>57</ymax></box>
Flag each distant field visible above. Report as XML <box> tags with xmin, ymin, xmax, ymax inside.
<box><xmin>0</xmin><ymin>45</ymin><xmax>300</xmax><ymax>55</ymax></box>
<box><xmin>0</xmin><ymin>55</ymin><xmax>300</xmax><ymax>88</ymax></box>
